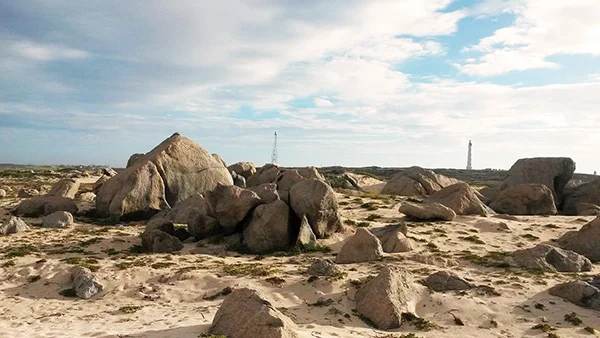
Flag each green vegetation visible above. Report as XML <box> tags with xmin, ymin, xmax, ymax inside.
<box><xmin>222</xmin><ymin>263</ymin><xmax>280</xmax><ymax>277</ymax></box>
<box><xmin>27</xmin><ymin>275</ymin><xmax>41</xmax><ymax>283</ymax></box>
<box><xmin>119</xmin><ymin>305</ymin><xmax>144</xmax><ymax>314</ymax></box>
<box><xmin>356</xmin><ymin>221</ymin><xmax>370</xmax><ymax>227</ymax></box>
<box><xmin>401</xmin><ymin>312</ymin><xmax>440</xmax><ymax>331</ymax></box>
<box><xmin>531</xmin><ymin>323</ymin><xmax>556</xmax><ymax>333</ymax></box>
<box><xmin>5</xmin><ymin>245</ymin><xmax>38</xmax><ymax>258</ymax></box>
<box><xmin>360</xmin><ymin>202</ymin><xmax>379</xmax><ymax>211</ymax></box>
<box><xmin>458</xmin><ymin>235</ymin><xmax>485</xmax><ymax>245</ymax></box>
<box><xmin>365</xmin><ymin>214</ymin><xmax>381</xmax><ymax>221</ymax></box>
<box><xmin>564</xmin><ymin>312</ymin><xmax>582</xmax><ymax>326</ymax></box>
<box><xmin>150</xmin><ymin>262</ymin><xmax>176</xmax><ymax>269</ymax></box>
<box><xmin>459</xmin><ymin>250</ymin><xmax>510</xmax><ymax>267</ymax></box>
<box><xmin>59</xmin><ymin>288</ymin><xmax>77</xmax><ymax>298</ymax></box>
<box><xmin>128</xmin><ymin>245</ymin><xmax>145</xmax><ymax>254</ymax></box>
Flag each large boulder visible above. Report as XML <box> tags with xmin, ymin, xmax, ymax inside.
<box><xmin>243</xmin><ymin>200</ymin><xmax>291</xmax><ymax>253</ymax></box>
<box><xmin>558</xmin><ymin>216</ymin><xmax>600</xmax><ymax>261</ymax></box>
<box><xmin>336</xmin><ymin>228</ymin><xmax>384</xmax><ymax>264</ymax></box>
<box><xmin>126</xmin><ymin>153</ymin><xmax>144</xmax><ymax>168</ymax></box>
<box><xmin>549</xmin><ymin>277</ymin><xmax>600</xmax><ymax>310</ymax></box>
<box><xmin>381</xmin><ymin>166</ymin><xmax>460</xmax><ymax>197</ymax></box>
<box><xmin>576</xmin><ymin>203</ymin><xmax>600</xmax><ymax>216</ymax></box>
<box><xmin>227</xmin><ymin>162</ymin><xmax>257</xmax><ymax>179</ymax></box>
<box><xmin>489</xmin><ymin>184</ymin><xmax>557</xmax><ymax>215</ymax></box>
<box><xmin>370</xmin><ymin>224</ymin><xmax>413</xmax><ymax>253</ymax></box>
<box><xmin>47</xmin><ymin>178</ymin><xmax>80</xmax><ymax>199</ymax></box>
<box><xmin>426</xmin><ymin>182</ymin><xmax>494</xmax><ymax>216</ymax></box>
<box><xmin>146</xmin><ymin>194</ymin><xmax>209</xmax><ymax>231</ymax></box>
<box><xmin>212</xmin><ymin>153</ymin><xmax>227</xmax><ymax>167</ymax></box>
<box><xmin>209</xmin><ymin>288</ymin><xmax>299</xmax><ymax>338</ymax></box>
<box><xmin>15</xmin><ymin>196</ymin><xmax>78</xmax><ymax>217</ymax></box>
<box><xmin>423</xmin><ymin>271</ymin><xmax>475</xmax><ymax>292</ymax></box>
<box><xmin>276</xmin><ymin>170</ymin><xmax>306</xmax><ymax>203</ymax></box>
<box><xmin>18</xmin><ymin>188</ymin><xmax>39</xmax><ymax>198</ymax></box>
<box><xmin>399</xmin><ymin>202</ymin><xmax>456</xmax><ymax>221</ymax></box>
<box><xmin>500</xmin><ymin>157</ymin><xmax>575</xmax><ymax>205</ymax></box>
<box><xmin>230</xmin><ymin>171</ymin><xmax>247</xmax><ymax>188</ymax></box>
<box><xmin>563</xmin><ymin>178</ymin><xmax>600</xmax><ymax>215</ymax></box>
<box><xmin>289</xmin><ymin>179</ymin><xmax>342</xmax><ymax>238</ymax></box>
<box><xmin>246</xmin><ymin>164</ymin><xmax>281</xmax><ymax>187</ymax></box>
<box><xmin>96</xmin><ymin>133</ymin><xmax>233</xmax><ymax>220</ymax></box>
<box><xmin>42</xmin><ymin>211</ymin><xmax>74</xmax><ymax>228</ymax></box>
<box><xmin>510</xmin><ymin>244</ymin><xmax>592</xmax><ymax>272</ymax></box>
<box><xmin>355</xmin><ymin>267</ymin><xmax>420</xmax><ymax>330</ymax></box>
<box><xmin>206</xmin><ymin>184</ymin><xmax>262</xmax><ymax>235</ymax></box>
<box><xmin>188</xmin><ymin>214</ymin><xmax>219</xmax><ymax>240</ymax></box>
<box><xmin>0</xmin><ymin>217</ymin><xmax>30</xmax><ymax>235</ymax></box>
<box><xmin>296</xmin><ymin>166</ymin><xmax>325</xmax><ymax>181</ymax></box>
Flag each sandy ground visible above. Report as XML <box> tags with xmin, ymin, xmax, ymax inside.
<box><xmin>1</xmin><ymin>179</ymin><xmax>600</xmax><ymax>338</ymax></box>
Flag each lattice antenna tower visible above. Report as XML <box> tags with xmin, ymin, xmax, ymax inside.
<box><xmin>271</xmin><ymin>132</ymin><xmax>278</xmax><ymax>164</ymax></box>
<box><xmin>466</xmin><ymin>140</ymin><xmax>473</xmax><ymax>170</ymax></box>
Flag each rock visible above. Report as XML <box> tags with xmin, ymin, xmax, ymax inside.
<box><xmin>246</xmin><ymin>164</ymin><xmax>281</xmax><ymax>187</ymax></box>
<box><xmin>489</xmin><ymin>184</ymin><xmax>557</xmax><ymax>215</ymax></box>
<box><xmin>227</xmin><ymin>162</ymin><xmax>256</xmax><ymax>179</ymax></box>
<box><xmin>248</xmin><ymin>183</ymin><xmax>280</xmax><ymax>204</ymax></box>
<box><xmin>126</xmin><ymin>153</ymin><xmax>145</xmax><ymax>168</ymax></box>
<box><xmin>209</xmin><ymin>288</ymin><xmax>299</xmax><ymax>338</ymax></box>
<box><xmin>18</xmin><ymin>188</ymin><xmax>39</xmax><ymax>198</ymax></box>
<box><xmin>479</xmin><ymin>186</ymin><xmax>500</xmax><ymax>204</ymax></box>
<box><xmin>0</xmin><ymin>217</ymin><xmax>30</xmax><ymax>235</ymax></box>
<box><xmin>77</xmin><ymin>192</ymin><xmax>96</xmax><ymax>203</ymax></box>
<box><xmin>423</xmin><ymin>271</ymin><xmax>475</xmax><ymax>292</ymax></box>
<box><xmin>188</xmin><ymin>214</ymin><xmax>219</xmax><ymax>240</ymax></box>
<box><xmin>549</xmin><ymin>277</ymin><xmax>600</xmax><ymax>310</ymax></box>
<box><xmin>295</xmin><ymin>215</ymin><xmax>317</xmax><ymax>247</ymax></box>
<box><xmin>173</xmin><ymin>227</ymin><xmax>191</xmax><ymax>241</ymax></box>
<box><xmin>0</xmin><ymin>185</ymin><xmax>13</xmax><ymax>192</ymax></box>
<box><xmin>71</xmin><ymin>266</ymin><xmax>103</xmax><ymax>299</ymax></box>
<box><xmin>92</xmin><ymin>168</ymin><xmax>118</xmax><ymax>194</ymax></box>
<box><xmin>0</xmin><ymin>189</ymin><xmax>6</xmax><ymax>198</ymax></box>
<box><xmin>558</xmin><ymin>216</ymin><xmax>600</xmax><ymax>261</ymax></box>
<box><xmin>370</xmin><ymin>224</ymin><xmax>413</xmax><ymax>253</ymax></box>
<box><xmin>355</xmin><ymin>267</ymin><xmax>420</xmax><ymax>330</ymax></box>
<box><xmin>563</xmin><ymin>178</ymin><xmax>600</xmax><ymax>215</ymax></box>
<box><xmin>474</xmin><ymin>219</ymin><xmax>511</xmax><ymax>232</ymax></box>
<box><xmin>577</xmin><ymin>203</ymin><xmax>600</xmax><ymax>216</ymax></box>
<box><xmin>42</xmin><ymin>211</ymin><xmax>74</xmax><ymax>228</ymax></box>
<box><xmin>276</xmin><ymin>170</ymin><xmax>307</xmax><ymax>203</ymax></box>
<box><xmin>426</xmin><ymin>182</ymin><xmax>494</xmax><ymax>216</ymax></box>
<box><xmin>243</xmin><ymin>200</ymin><xmax>291</xmax><ymax>253</ymax></box>
<box><xmin>307</xmin><ymin>259</ymin><xmax>340</xmax><ymax>277</ymax></box>
<box><xmin>212</xmin><ymin>153</ymin><xmax>227</xmax><ymax>167</ymax></box>
<box><xmin>336</xmin><ymin>228</ymin><xmax>384</xmax><ymax>264</ymax></box>
<box><xmin>146</xmin><ymin>194</ymin><xmax>209</xmax><ymax>231</ymax></box>
<box><xmin>207</xmin><ymin>184</ymin><xmax>262</xmax><ymax>235</ymax></box>
<box><xmin>399</xmin><ymin>201</ymin><xmax>456</xmax><ymax>221</ymax></box>
<box><xmin>500</xmin><ymin>157</ymin><xmax>575</xmax><ymax>205</ymax></box>
<box><xmin>511</xmin><ymin>244</ymin><xmax>592</xmax><ymax>272</ymax></box>
<box><xmin>96</xmin><ymin>133</ymin><xmax>233</xmax><ymax>220</ymax></box>
<box><xmin>289</xmin><ymin>179</ymin><xmax>342</xmax><ymax>238</ymax></box>
<box><xmin>47</xmin><ymin>178</ymin><xmax>80</xmax><ymax>198</ymax></box>
<box><xmin>231</xmin><ymin>171</ymin><xmax>247</xmax><ymax>188</ymax></box>
<box><xmin>381</xmin><ymin>166</ymin><xmax>460</xmax><ymax>196</ymax></box>
<box><xmin>141</xmin><ymin>226</ymin><xmax>184</xmax><ymax>253</ymax></box>
<box><xmin>15</xmin><ymin>196</ymin><xmax>78</xmax><ymax>217</ymax></box>
<box><xmin>296</xmin><ymin>166</ymin><xmax>325</xmax><ymax>181</ymax></box>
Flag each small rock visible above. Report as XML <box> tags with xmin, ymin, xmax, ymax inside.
<box><xmin>72</xmin><ymin>266</ymin><xmax>103</xmax><ymax>299</ymax></box>
<box><xmin>295</xmin><ymin>215</ymin><xmax>317</xmax><ymax>247</ymax></box>
<box><xmin>141</xmin><ymin>227</ymin><xmax>184</xmax><ymax>253</ymax></box>
<box><xmin>336</xmin><ymin>228</ymin><xmax>384</xmax><ymax>264</ymax></box>
<box><xmin>370</xmin><ymin>224</ymin><xmax>413</xmax><ymax>253</ymax></box>
<box><xmin>307</xmin><ymin>259</ymin><xmax>340</xmax><ymax>277</ymax></box>
<box><xmin>399</xmin><ymin>202</ymin><xmax>456</xmax><ymax>221</ymax></box>
<box><xmin>423</xmin><ymin>271</ymin><xmax>475</xmax><ymax>292</ymax></box>
<box><xmin>0</xmin><ymin>217</ymin><xmax>30</xmax><ymax>235</ymax></box>
<box><xmin>549</xmin><ymin>276</ymin><xmax>600</xmax><ymax>310</ymax></box>
<box><xmin>77</xmin><ymin>192</ymin><xmax>96</xmax><ymax>202</ymax></box>
<box><xmin>511</xmin><ymin>244</ymin><xmax>592</xmax><ymax>272</ymax></box>
<box><xmin>0</xmin><ymin>189</ymin><xmax>6</xmax><ymax>198</ymax></box>
<box><xmin>42</xmin><ymin>211</ymin><xmax>74</xmax><ymax>228</ymax></box>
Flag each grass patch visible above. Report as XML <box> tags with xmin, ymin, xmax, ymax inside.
<box><xmin>585</xmin><ymin>327</ymin><xmax>596</xmax><ymax>334</ymax></box>
<box><xmin>5</xmin><ymin>245</ymin><xmax>38</xmax><ymax>258</ymax></box>
<box><xmin>222</xmin><ymin>263</ymin><xmax>280</xmax><ymax>277</ymax></box>
<box><xmin>531</xmin><ymin>323</ymin><xmax>556</xmax><ymax>333</ymax></box>
<box><xmin>360</xmin><ymin>202</ymin><xmax>379</xmax><ymax>211</ymax></box>
<box><xmin>522</xmin><ymin>233</ymin><xmax>540</xmax><ymax>241</ymax></box>
<box><xmin>401</xmin><ymin>313</ymin><xmax>440</xmax><ymax>331</ymax></box>
<box><xmin>27</xmin><ymin>275</ymin><xmax>41</xmax><ymax>283</ymax></box>
<box><xmin>564</xmin><ymin>312</ymin><xmax>582</xmax><ymax>326</ymax></box>
<box><xmin>60</xmin><ymin>257</ymin><xmax>101</xmax><ymax>272</ymax></box>
<box><xmin>2</xmin><ymin>260</ymin><xmax>16</xmax><ymax>268</ymax></box>
<box><xmin>290</xmin><ymin>243</ymin><xmax>332</xmax><ymax>255</ymax></box>
<box><xmin>459</xmin><ymin>250</ymin><xmax>510</xmax><ymax>267</ymax></box>
<box><xmin>151</xmin><ymin>262</ymin><xmax>175</xmax><ymax>269</ymax></box>
<box><xmin>365</xmin><ymin>214</ymin><xmax>381</xmax><ymax>221</ymax></box>
<box><xmin>356</xmin><ymin>221</ymin><xmax>370</xmax><ymax>227</ymax></box>
<box><xmin>128</xmin><ymin>245</ymin><xmax>145</xmax><ymax>254</ymax></box>
<box><xmin>119</xmin><ymin>305</ymin><xmax>143</xmax><ymax>314</ymax></box>
<box><xmin>458</xmin><ymin>235</ymin><xmax>485</xmax><ymax>245</ymax></box>
<box><xmin>345</xmin><ymin>219</ymin><xmax>356</xmax><ymax>226</ymax></box>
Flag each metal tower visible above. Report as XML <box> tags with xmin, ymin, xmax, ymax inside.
<box><xmin>466</xmin><ymin>140</ymin><xmax>473</xmax><ymax>170</ymax></box>
<box><xmin>271</xmin><ymin>132</ymin><xmax>278</xmax><ymax>164</ymax></box>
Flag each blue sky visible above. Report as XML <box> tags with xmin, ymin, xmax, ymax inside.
<box><xmin>1</xmin><ymin>0</ymin><xmax>600</xmax><ymax>173</ymax></box>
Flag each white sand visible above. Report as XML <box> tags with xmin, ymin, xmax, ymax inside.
<box><xmin>1</xmin><ymin>191</ymin><xmax>599</xmax><ymax>337</ymax></box>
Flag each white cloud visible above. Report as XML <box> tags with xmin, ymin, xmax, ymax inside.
<box><xmin>458</xmin><ymin>0</ymin><xmax>600</xmax><ymax>76</ymax></box>
<box><xmin>10</xmin><ymin>40</ymin><xmax>89</xmax><ymax>61</ymax></box>
<box><xmin>313</xmin><ymin>98</ymin><xmax>333</xmax><ymax>107</ymax></box>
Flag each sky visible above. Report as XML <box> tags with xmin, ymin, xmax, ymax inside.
<box><xmin>1</xmin><ymin>0</ymin><xmax>600</xmax><ymax>173</ymax></box>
